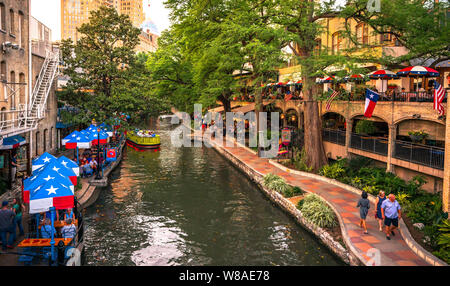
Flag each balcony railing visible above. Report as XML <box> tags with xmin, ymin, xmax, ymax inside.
<box><xmin>346</xmin><ymin>91</ymin><xmax>447</xmax><ymax>103</ymax></box>
<box><xmin>350</xmin><ymin>133</ymin><xmax>388</xmax><ymax>156</ymax></box>
<box><xmin>323</xmin><ymin>128</ymin><xmax>346</xmax><ymax>146</ymax></box>
<box><xmin>394</xmin><ymin>140</ymin><xmax>445</xmax><ymax>170</ymax></box>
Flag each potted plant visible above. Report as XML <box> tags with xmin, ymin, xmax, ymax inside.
<box><xmin>408</xmin><ymin>130</ymin><xmax>428</xmax><ymax>144</ymax></box>
<box><xmin>355</xmin><ymin>119</ymin><xmax>376</xmax><ymax>136</ymax></box>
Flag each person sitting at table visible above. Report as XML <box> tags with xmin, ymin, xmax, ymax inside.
<box><xmin>89</xmin><ymin>158</ymin><xmax>97</xmax><ymax>171</ymax></box>
<box><xmin>41</xmin><ymin>218</ymin><xmax>56</xmax><ymax>239</ymax></box>
<box><xmin>61</xmin><ymin>219</ymin><xmax>77</xmax><ymax>239</ymax></box>
<box><xmin>82</xmin><ymin>162</ymin><xmax>93</xmax><ymax>177</ymax></box>
<box><xmin>64</xmin><ymin>208</ymin><xmax>75</xmax><ymax>221</ymax></box>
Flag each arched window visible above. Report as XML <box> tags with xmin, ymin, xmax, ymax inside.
<box><xmin>1</xmin><ymin>107</ymin><xmax>6</xmax><ymax>123</ymax></box>
<box><xmin>50</xmin><ymin>127</ymin><xmax>53</xmax><ymax>149</ymax></box>
<box><xmin>9</xmin><ymin>9</ymin><xmax>14</xmax><ymax>35</ymax></box>
<box><xmin>43</xmin><ymin>129</ymin><xmax>48</xmax><ymax>152</ymax></box>
<box><xmin>19</xmin><ymin>73</ymin><xmax>25</xmax><ymax>105</ymax></box>
<box><xmin>332</xmin><ymin>32</ymin><xmax>342</xmax><ymax>54</ymax></box>
<box><xmin>10</xmin><ymin>70</ymin><xmax>15</xmax><ymax>109</ymax></box>
<box><xmin>35</xmin><ymin>131</ymin><xmax>40</xmax><ymax>156</ymax></box>
<box><xmin>18</xmin><ymin>11</ymin><xmax>24</xmax><ymax>48</ymax></box>
<box><xmin>356</xmin><ymin>23</ymin><xmax>369</xmax><ymax>45</ymax></box>
<box><xmin>0</xmin><ymin>3</ymin><xmax>5</xmax><ymax>31</ymax></box>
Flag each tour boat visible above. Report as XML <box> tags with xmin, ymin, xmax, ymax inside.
<box><xmin>126</xmin><ymin>130</ymin><xmax>161</xmax><ymax>150</ymax></box>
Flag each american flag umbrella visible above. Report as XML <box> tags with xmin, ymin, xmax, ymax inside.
<box><xmin>61</xmin><ymin>131</ymin><xmax>81</xmax><ymax>146</ymax></box>
<box><xmin>295</xmin><ymin>80</ymin><xmax>302</xmax><ymax>85</ymax></box>
<box><xmin>23</xmin><ymin>165</ymin><xmax>74</xmax><ymax>203</ymax></box>
<box><xmin>88</xmin><ymin>130</ymin><xmax>109</xmax><ymax>145</ymax></box>
<box><xmin>29</xmin><ymin>180</ymin><xmax>74</xmax><ymax>214</ymax></box>
<box><xmin>57</xmin><ymin>155</ymin><xmax>80</xmax><ymax>177</ymax></box>
<box><xmin>32</xmin><ymin>152</ymin><xmax>56</xmax><ymax>172</ymax></box>
<box><xmin>65</xmin><ymin>134</ymin><xmax>91</xmax><ymax>149</ymax></box>
<box><xmin>44</xmin><ymin>160</ymin><xmax>77</xmax><ymax>185</ymax></box>
<box><xmin>397</xmin><ymin>66</ymin><xmax>439</xmax><ymax>77</ymax></box>
<box><xmin>368</xmin><ymin>69</ymin><xmax>398</xmax><ymax>79</ymax></box>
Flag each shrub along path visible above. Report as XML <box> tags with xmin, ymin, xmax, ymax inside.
<box><xmin>220</xmin><ymin>142</ymin><xmax>430</xmax><ymax>266</ymax></box>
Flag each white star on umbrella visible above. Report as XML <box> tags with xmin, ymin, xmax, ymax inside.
<box><xmin>30</xmin><ymin>175</ymin><xmax>37</xmax><ymax>181</ymax></box>
<box><xmin>61</xmin><ymin>160</ymin><xmax>68</xmax><ymax>167</ymax></box>
<box><xmin>76</xmin><ymin>137</ymin><xmax>81</xmax><ymax>140</ymax></box>
<box><xmin>43</xmin><ymin>175</ymin><xmax>55</xmax><ymax>181</ymax></box>
<box><xmin>43</xmin><ymin>157</ymin><xmax>51</xmax><ymax>163</ymax></box>
<box><xmin>46</xmin><ymin>185</ymin><xmax>58</xmax><ymax>195</ymax></box>
<box><xmin>33</xmin><ymin>185</ymin><xmax>41</xmax><ymax>193</ymax></box>
<box><xmin>52</xmin><ymin>166</ymin><xmax>60</xmax><ymax>172</ymax></box>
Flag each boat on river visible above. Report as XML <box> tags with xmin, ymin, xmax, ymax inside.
<box><xmin>126</xmin><ymin>130</ymin><xmax>161</xmax><ymax>150</ymax></box>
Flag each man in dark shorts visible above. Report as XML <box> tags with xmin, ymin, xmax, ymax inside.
<box><xmin>381</xmin><ymin>194</ymin><xmax>402</xmax><ymax>240</ymax></box>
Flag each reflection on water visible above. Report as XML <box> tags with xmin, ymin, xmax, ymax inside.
<box><xmin>83</xmin><ymin>123</ymin><xmax>344</xmax><ymax>266</ymax></box>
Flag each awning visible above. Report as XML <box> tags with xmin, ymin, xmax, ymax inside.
<box><xmin>232</xmin><ymin>102</ymin><xmax>270</xmax><ymax>114</ymax></box>
<box><xmin>56</xmin><ymin>122</ymin><xmax>73</xmax><ymax>129</ymax></box>
<box><xmin>0</xmin><ymin>135</ymin><xmax>26</xmax><ymax>150</ymax></box>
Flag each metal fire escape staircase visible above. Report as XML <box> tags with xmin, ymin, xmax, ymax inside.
<box><xmin>0</xmin><ymin>50</ymin><xmax>59</xmax><ymax>138</ymax></box>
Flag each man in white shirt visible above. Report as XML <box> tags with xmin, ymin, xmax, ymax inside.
<box><xmin>61</xmin><ymin>219</ymin><xmax>77</xmax><ymax>239</ymax></box>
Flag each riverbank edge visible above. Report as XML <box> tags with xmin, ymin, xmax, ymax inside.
<box><xmin>267</xmin><ymin>159</ymin><xmax>448</xmax><ymax>267</ymax></box>
<box><xmin>76</xmin><ymin>138</ymin><xmax>127</xmax><ymax>209</ymax></box>
<box><xmin>206</xmin><ymin>138</ymin><xmax>357</xmax><ymax>266</ymax></box>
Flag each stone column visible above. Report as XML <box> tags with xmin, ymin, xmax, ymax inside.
<box><xmin>386</xmin><ymin>124</ymin><xmax>396</xmax><ymax>173</ymax></box>
<box><xmin>345</xmin><ymin>118</ymin><xmax>353</xmax><ymax>157</ymax></box>
<box><xmin>442</xmin><ymin>112</ymin><xmax>450</xmax><ymax>213</ymax></box>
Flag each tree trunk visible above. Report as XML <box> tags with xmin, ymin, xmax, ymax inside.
<box><xmin>218</xmin><ymin>93</ymin><xmax>232</xmax><ymax>113</ymax></box>
<box><xmin>302</xmin><ymin>68</ymin><xmax>328</xmax><ymax>171</ymax></box>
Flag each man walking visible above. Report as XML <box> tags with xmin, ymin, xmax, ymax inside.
<box><xmin>381</xmin><ymin>194</ymin><xmax>402</xmax><ymax>240</ymax></box>
<box><xmin>0</xmin><ymin>201</ymin><xmax>16</xmax><ymax>250</ymax></box>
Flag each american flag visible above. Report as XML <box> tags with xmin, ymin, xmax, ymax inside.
<box><xmin>326</xmin><ymin>88</ymin><xmax>340</xmax><ymax>110</ymax></box>
<box><xmin>433</xmin><ymin>81</ymin><xmax>445</xmax><ymax>116</ymax></box>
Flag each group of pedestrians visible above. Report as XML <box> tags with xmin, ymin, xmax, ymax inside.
<box><xmin>356</xmin><ymin>190</ymin><xmax>402</xmax><ymax>240</ymax></box>
<box><xmin>0</xmin><ymin>198</ymin><xmax>25</xmax><ymax>250</ymax></box>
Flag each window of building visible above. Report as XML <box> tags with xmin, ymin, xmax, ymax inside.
<box><xmin>19</xmin><ymin>73</ymin><xmax>25</xmax><ymax>105</ymax></box>
<box><xmin>50</xmin><ymin>127</ymin><xmax>53</xmax><ymax>149</ymax></box>
<box><xmin>332</xmin><ymin>32</ymin><xmax>342</xmax><ymax>54</ymax></box>
<box><xmin>35</xmin><ymin>131</ymin><xmax>40</xmax><ymax>156</ymax></box>
<box><xmin>314</xmin><ymin>39</ymin><xmax>321</xmax><ymax>55</ymax></box>
<box><xmin>10</xmin><ymin>71</ymin><xmax>15</xmax><ymax>109</ymax></box>
<box><xmin>1</xmin><ymin>61</ymin><xmax>6</xmax><ymax>82</ymax></box>
<box><xmin>356</xmin><ymin>23</ymin><xmax>368</xmax><ymax>45</ymax></box>
<box><xmin>9</xmin><ymin>9</ymin><xmax>14</xmax><ymax>35</ymax></box>
<box><xmin>0</xmin><ymin>3</ymin><xmax>5</xmax><ymax>31</ymax></box>
<box><xmin>18</xmin><ymin>11</ymin><xmax>24</xmax><ymax>48</ymax></box>
<box><xmin>43</xmin><ymin>129</ymin><xmax>48</xmax><ymax>152</ymax></box>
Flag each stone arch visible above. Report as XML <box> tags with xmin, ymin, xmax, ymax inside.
<box><xmin>394</xmin><ymin>118</ymin><xmax>446</xmax><ymax>145</ymax></box>
<box><xmin>322</xmin><ymin>111</ymin><xmax>346</xmax><ymax>130</ymax></box>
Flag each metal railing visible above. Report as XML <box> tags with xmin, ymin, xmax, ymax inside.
<box><xmin>322</xmin><ymin>128</ymin><xmax>346</xmax><ymax>146</ymax></box>
<box><xmin>394</xmin><ymin>140</ymin><xmax>445</xmax><ymax>170</ymax></box>
<box><xmin>0</xmin><ymin>108</ymin><xmax>28</xmax><ymax>136</ymax></box>
<box><xmin>347</xmin><ymin>91</ymin><xmax>447</xmax><ymax>103</ymax></box>
<box><xmin>350</xmin><ymin>133</ymin><xmax>388</xmax><ymax>156</ymax></box>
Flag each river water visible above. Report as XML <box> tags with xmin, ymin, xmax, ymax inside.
<box><xmin>83</xmin><ymin>123</ymin><xmax>344</xmax><ymax>266</ymax></box>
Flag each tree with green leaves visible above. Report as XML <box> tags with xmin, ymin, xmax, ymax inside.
<box><xmin>60</xmin><ymin>6</ymin><xmax>169</xmax><ymax>126</ymax></box>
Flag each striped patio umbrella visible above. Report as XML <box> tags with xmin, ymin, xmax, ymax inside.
<box><xmin>397</xmin><ymin>66</ymin><xmax>439</xmax><ymax>77</ymax></box>
<box><xmin>343</xmin><ymin>74</ymin><xmax>365</xmax><ymax>82</ymax></box>
<box><xmin>320</xmin><ymin>76</ymin><xmax>336</xmax><ymax>83</ymax></box>
<box><xmin>0</xmin><ymin>135</ymin><xmax>26</xmax><ymax>150</ymax></box>
<box><xmin>368</xmin><ymin>69</ymin><xmax>398</xmax><ymax>79</ymax></box>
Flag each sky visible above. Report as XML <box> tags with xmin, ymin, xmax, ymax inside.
<box><xmin>31</xmin><ymin>0</ymin><xmax>171</xmax><ymax>41</ymax></box>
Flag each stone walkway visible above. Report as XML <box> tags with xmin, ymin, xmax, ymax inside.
<box><xmin>219</xmin><ymin>142</ymin><xmax>430</xmax><ymax>266</ymax></box>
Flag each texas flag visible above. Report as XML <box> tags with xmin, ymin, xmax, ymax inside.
<box><xmin>364</xmin><ymin>89</ymin><xmax>380</xmax><ymax>118</ymax></box>
<box><xmin>106</xmin><ymin>148</ymin><xmax>117</xmax><ymax>162</ymax></box>
<box><xmin>29</xmin><ymin>181</ymin><xmax>74</xmax><ymax>214</ymax></box>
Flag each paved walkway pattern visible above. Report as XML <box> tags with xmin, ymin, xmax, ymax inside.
<box><xmin>220</xmin><ymin>143</ymin><xmax>430</xmax><ymax>266</ymax></box>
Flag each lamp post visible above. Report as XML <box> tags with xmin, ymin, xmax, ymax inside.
<box><xmin>95</xmin><ymin>128</ymin><xmax>101</xmax><ymax>179</ymax></box>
